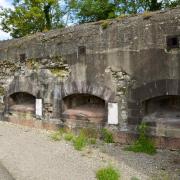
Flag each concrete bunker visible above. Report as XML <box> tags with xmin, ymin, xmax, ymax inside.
<box><xmin>62</xmin><ymin>94</ymin><xmax>106</xmax><ymax>124</ymax></box>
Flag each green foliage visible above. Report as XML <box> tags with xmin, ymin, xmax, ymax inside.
<box><xmin>101</xmin><ymin>128</ymin><xmax>114</xmax><ymax>143</ymax></box>
<box><xmin>73</xmin><ymin>133</ymin><xmax>88</xmax><ymax>151</ymax></box>
<box><xmin>131</xmin><ymin>177</ymin><xmax>140</xmax><ymax>180</ymax></box>
<box><xmin>64</xmin><ymin>132</ymin><xmax>74</xmax><ymax>141</ymax></box>
<box><xmin>80</xmin><ymin>128</ymin><xmax>98</xmax><ymax>139</ymax></box>
<box><xmin>125</xmin><ymin>122</ymin><xmax>156</xmax><ymax>155</ymax></box>
<box><xmin>68</xmin><ymin>0</ymin><xmax>116</xmax><ymax>23</ymax></box>
<box><xmin>96</xmin><ymin>166</ymin><xmax>120</xmax><ymax>180</ymax></box>
<box><xmin>66</xmin><ymin>0</ymin><xmax>177</xmax><ymax>24</ymax></box>
<box><xmin>51</xmin><ymin>131</ymin><xmax>62</xmax><ymax>141</ymax></box>
<box><xmin>0</xmin><ymin>0</ymin><xmax>64</xmax><ymax>38</ymax></box>
<box><xmin>50</xmin><ymin>127</ymin><xmax>67</xmax><ymax>141</ymax></box>
<box><xmin>100</xmin><ymin>20</ymin><xmax>110</xmax><ymax>29</ymax></box>
<box><xmin>1</xmin><ymin>0</ymin><xmax>180</xmax><ymax>38</ymax></box>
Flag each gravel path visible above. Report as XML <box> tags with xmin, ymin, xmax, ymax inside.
<box><xmin>0</xmin><ymin>162</ymin><xmax>14</xmax><ymax>180</ymax></box>
<box><xmin>0</xmin><ymin>121</ymin><xmax>178</xmax><ymax>180</ymax></box>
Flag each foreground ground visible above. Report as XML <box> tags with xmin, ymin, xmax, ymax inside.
<box><xmin>0</xmin><ymin>121</ymin><xmax>179</xmax><ymax>180</ymax></box>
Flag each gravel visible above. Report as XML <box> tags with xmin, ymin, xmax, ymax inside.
<box><xmin>0</xmin><ymin>121</ymin><xmax>179</xmax><ymax>180</ymax></box>
<box><xmin>0</xmin><ymin>162</ymin><xmax>14</xmax><ymax>180</ymax></box>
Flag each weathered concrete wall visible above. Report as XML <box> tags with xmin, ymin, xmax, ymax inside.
<box><xmin>0</xmin><ymin>8</ymin><xmax>180</xmax><ymax>148</ymax></box>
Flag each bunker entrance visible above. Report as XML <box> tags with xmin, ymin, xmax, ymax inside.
<box><xmin>8</xmin><ymin>92</ymin><xmax>35</xmax><ymax>115</ymax></box>
<box><xmin>62</xmin><ymin>94</ymin><xmax>106</xmax><ymax>124</ymax></box>
<box><xmin>143</xmin><ymin>95</ymin><xmax>180</xmax><ymax>137</ymax></box>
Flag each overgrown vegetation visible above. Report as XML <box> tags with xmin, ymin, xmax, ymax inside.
<box><xmin>51</xmin><ymin>131</ymin><xmax>62</xmax><ymax>141</ymax></box>
<box><xmin>50</xmin><ymin>127</ymin><xmax>98</xmax><ymax>150</ymax></box>
<box><xmin>131</xmin><ymin>177</ymin><xmax>140</xmax><ymax>180</ymax></box>
<box><xmin>101</xmin><ymin>128</ymin><xmax>114</xmax><ymax>143</ymax></box>
<box><xmin>96</xmin><ymin>166</ymin><xmax>120</xmax><ymax>180</ymax></box>
<box><xmin>64</xmin><ymin>132</ymin><xmax>74</xmax><ymax>141</ymax></box>
<box><xmin>73</xmin><ymin>133</ymin><xmax>88</xmax><ymax>151</ymax></box>
<box><xmin>125</xmin><ymin>122</ymin><xmax>156</xmax><ymax>155</ymax></box>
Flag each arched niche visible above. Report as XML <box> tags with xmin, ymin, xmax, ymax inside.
<box><xmin>61</xmin><ymin>93</ymin><xmax>106</xmax><ymax>124</ymax></box>
<box><xmin>8</xmin><ymin>92</ymin><xmax>36</xmax><ymax>114</ymax></box>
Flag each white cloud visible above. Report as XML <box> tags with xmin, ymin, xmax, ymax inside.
<box><xmin>0</xmin><ymin>0</ymin><xmax>13</xmax><ymax>9</ymax></box>
<box><xmin>0</xmin><ymin>0</ymin><xmax>13</xmax><ymax>40</ymax></box>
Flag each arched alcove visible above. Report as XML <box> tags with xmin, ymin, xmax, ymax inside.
<box><xmin>62</xmin><ymin>93</ymin><xmax>106</xmax><ymax>124</ymax></box>
<box><xmin>142</xmin><ymin>95</ymin><xmax>180</xmax><ymax>138</ymax></box>
<box><xmin>8</xmin><ymin>92</ymin><xmax>35</xmax><ymax>114</ymax></box>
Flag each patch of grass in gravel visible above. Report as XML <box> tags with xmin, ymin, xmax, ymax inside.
<box><xmin>101</xmin><ymin>128</ymin><xmax>114</xmax><ymax>143</ymax></box>
<box><xmin>64</xmin><ymin>132</ymin><xmax>74</xmax><ymax>141</ymax></box>
<box><xmin>51</xmin><ymin>127</ymin><xmax>68</xmax><ymax>141</ymax></box>
<box><xmin>73</xmin><ymin>133</ymin><xmax>88</xmax><ymax>151</ymax></box>
<box><xmin>51</xmin><ymin>131</ymin><xmax>62</xmax><ymax>141</ymax></box>
<box><xmin>125</xmin><ymin>123</ymin><xmax>156</xmax><ymax>155</ymax></box>
<box><xmin>96</xmin><ymin>166</ymin><xmax>120</xmax><ymax>180</ymax></box>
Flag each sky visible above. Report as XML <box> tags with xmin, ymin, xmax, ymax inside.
<box><xmin>0</xmin><ymin>0</ymin><xmax>13</xmax><ymax>40</ymax></box>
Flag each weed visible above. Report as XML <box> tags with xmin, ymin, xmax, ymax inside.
<box><xmin>51</xmin><ymin>131</ymin><xmax>61</xmax><ymax>141</ymax></box>
<box><xmin>142</xmin><ymin>11</ymin><xmax>153</xmax><ymax>20</ymax></box>
<box><xmin>101</xmin><ymin>128</ymin><xmax>114</xmax><ymax>143</ymax></box>
<box><xmin>131</xmin><ymin>177</ymin><xmax>140</xmax><ymax>180</ymax></box>
<box><xmin>51</xmin><ymin>127</ymin><xmax>68</xmax><ymax>141</ymax></box>
<box><xmin>101</xmin><ymin>21</ymin><xmax>109</xmax><ymax>29</ymax></box>
<box><xmin>125</xmin><ymin>122</ymin><xmax>156</xmax><ymax>155</ymax></box>
<box><xmin>73</xmin><ymin>133</ymin><xmax>88</xmax><ymax>151</ymax></box>
<box><xmin>64</xmin><ymin>132</ymin><xmax>74</xmax><ymax>141</ymax></box>
<box><xmin>96</xmin><ymin>166</ymin><xmax>120</xmax><ymax>180</ymax></box>
<box><xmin>80</xmin><ymin>128</ymin><xmax>98</xmax><ymax>139</ymax></box>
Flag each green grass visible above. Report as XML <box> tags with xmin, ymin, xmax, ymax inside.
<box><xmin>73</xmin><ymin>133</ymin><xmax>88</xmax><ymax>151</ymax></box>
<box><xmin>131</xmin><ymin>177</ymin><xmax>140</xmax><ymax>180</ymax></box>
<box><xmin>101</xmin><ymin>128</ymin><xmax>114</xmax><ymax>143</ymax></box>
<box><xmin>50</xmin><ymin>127</ymin><xmax>67</xmax><ymax>141</ymax></box>
<box><xmin>96</xmin><ymin>166</ymin><xmax>120</xmax><ymax>180</ymax></box>
<box><xmin>125</xmin><ymin>123</ymin><xmax>156</xmax><ymax>155</ymax></box>
<box><xmin>51</xmin><ymin>131</ymin><xmax>62</xmax><ymax>141</ymax></box>
<box><xmin>80</xmin><ymin>128</ymin><xmax>99</xmax><ymax>139</ymax></box>
<box><xmin>64</xmin><ymin>132</ymin><xmax>74</xmax><ymax>141</ymax></box>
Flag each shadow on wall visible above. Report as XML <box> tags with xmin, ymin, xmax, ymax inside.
<box><xmin>61</xmin><ymin>94</ymin><xmax>106</xmax><ymax>124</ymax></box>
<box><xmin>8</xmin><ymin>92</ymin><xmax>36</xmax><ymax>114</ymax></box>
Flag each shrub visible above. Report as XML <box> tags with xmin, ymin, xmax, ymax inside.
<box><xmin>80</xmin><ymin>128</ymin><xmax>98</xmax><ymax>139</ymax></box>
<box><xmin>101</xmin><ymin>128</ymin><xmax>114</xmax><ymax>143</ymax></box>
<box><xmin>96</xmin><ymin>166</ymin><xmax>120</xmax><ymax>180</ymax></box>
<box><xmin>125</xmin><ymin>122</ymin><xmax>156</xmax><ymax>155</ymax></box>
<box><xmin>64</xmin><ymin>132</ymin><xmax>74</xmax><ymax>141</ymax></box>
<box><xmin>101</xmin><ymin>21</ymin><xmax>109</xmax><ymax>29</ymax></box>
<box><xmin>73</xmin><ymin>133</ymin><xmax>88</xmax><ymax>151</ymax></box>
<box><xmin>51</xmin><ymin>131</ymin><xmax>61</xmax><ymax>141</ymax></box>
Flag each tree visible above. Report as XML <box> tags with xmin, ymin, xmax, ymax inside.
<box><xmin>0</xmin><ymin>0</ymin><xmax>64</xmax><ymax>38</ymax></box>
<box><xmin>67</xmin><ymin>0</ymin><xmax>116</xmax><ymax>23</ymax></box>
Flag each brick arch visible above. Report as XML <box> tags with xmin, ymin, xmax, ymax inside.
<box><xmin>7</xmin><ymin>76</ymin><xmax>39</xmax><ymax>98</ymax></box>
<box><xmin>132</xmin><ymin>79</ymin><xmax>180</xmax><ymax>102</ymax></box>
<box><xmin>61</xmin><ymin>81</ymin><xmax>115</xmax><ymax>102</ymax></box>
